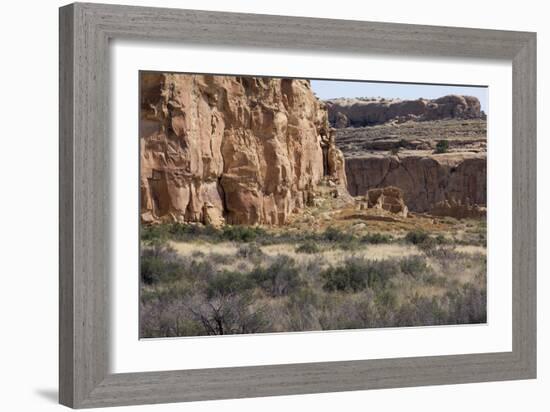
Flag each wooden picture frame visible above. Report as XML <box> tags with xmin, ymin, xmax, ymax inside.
<box><xmin>59</xmin><ymin>2</ymin><xmax>536</xmax><ymax>408</ymax></box>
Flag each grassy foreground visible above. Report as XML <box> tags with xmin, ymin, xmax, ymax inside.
<box><xmin>140</xmin><ymin>223</ymin><xmax>486</xmax><ymax>338</ymax></box>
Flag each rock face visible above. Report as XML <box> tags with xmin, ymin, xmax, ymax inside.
<box><xmin>140</xmin><ymin>73</ymin><xmax>347</xmax><ymax>226</ymax></box>
<box><xmin>345</xmin><ymin>153</ymin><xmax>486</xmax><ymax>213</ymax></box>
<box><xmin>430</xmin><ymin>199</ymin><xmax>486</xmax><ymax>219</ymax></box>
<box><xmin>326</xmin><ymin>95</ymin><xmax>483</xmax><ymax>128</ymax></box>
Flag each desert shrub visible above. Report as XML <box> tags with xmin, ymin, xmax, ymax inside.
<box><xmin>141</xmin><ymin>225</ymin><xmax>167</xmax><ymax>243</ymax></box>
<box><xmin>352</xmin><ymin>291</ymin><xmax>380</xmax><ymax>328</ymax></box>
<box><xmin>435</xmin><ymin>139</ymin><xmax>450</xmax><ymax>154</ymax></box>
<box><xmin>338</xmin><ymin>238</ymin><xmax>362</xmax><ymax>251</ymax></box>
<box><xmin>295</xmin><ymin>240</ymin><xmax>321</xmax><ymax>254</ymax></box>
<box><xmin>140</xmin><ymin>243</ymin><xmax>184</xmax><ymax>285</ymax></box>
<box><xmin>221</xmin><ymin>225</ymin><xmax>266</xmax><ymax>242</ymax></box>
<box><xmin>208</xmin><ymin>253</ymin><xmax>234</xmax><ymax>265</ymax></box>
<box><xmin>375</xmin><ymin>288</ymin><xmax>398</xmax><ymax>309</ymax></box>
<box><xmin>250</xmin><ymin>255</ymin><xmax>303</xmax><ymax>297</ymax></box>
<box><xmin>405</xmin><ymin>230</ymin><xmax>429</xmax><ymax>245</ymax></box>
<box><xmin>188</xmin><ymin>260</ymin><xmax>216</xmax><ymax>281</ymax></box>
<box><xmin>446</xmin><ymin>283</ymin><xmax>487</xmax><ymax>324</ymax></box>
<box><xmin>146</xmin><ymin>223</ymin><xmax>272</xmax><ymax>244</ymax></box>
<box><xmin>189</xmin><ymin>274</ymin><xmax>269</xmax><ymax>335</ymax></box>
<box><xmin>394</xmin><ymin>295</ymin><xmax>447</xmax><ymax>327</ymax></box>
<box><xmin>434</xmin><ymin>234</ymin><xmax>449</xmax><ymax>245</ymax></box>
<box><xmin>362</xmin><ymin>232</ymin><xmax>393</xmax><ymax>244</ymax></box>
<box><xmin>321</xmin><ymin>258</ymin><xmax>399</xmax><ymax>293</ymax></box>
<box><xmin>426</xmin><ymin>245</ymin><xmax>460</xmax><ymax>260</ymax></box>
<box><xmin>284</xmin><ymin>288</ymin><xmax>320</xmax><ymax>331</ymax></box>
<box><xmin>167</xmin><ymin>223</ymin><xmax>221</xmax><ymax>241</ymax></box>
<box><xmin>390</xmin><ymin>282</ymin><xmax>486</xmax><ymax>327</ymax></box>
<box><xmin>405</xmin><ymin>230</ymin><xmax>438</xmax><ymax>251</ymax></box>
<box><xmin>423</xmin><ymin>273</ymin><xmax>448</xmax><ymax>287</ymax></box>
<box><xmin>140</xmin><ymin>298</ymin><xmax>204</xmax><ymax>338</ymax></box>
<box><xmin>390</xmin><ymin>146</ymin><xmax>400</xmax><ymax>155</ymax></box>
<box><xmin>373</xmin><ymin>289</ymin><xmax>399</xmax><ymax>324</ymax></box>
<box><xmin>205</xmin><ymin>270</ymin><xmax>254</xmax><ymax>299</ymax></box>
<box><xmin>428</xmin><ymin>247</ymin><xmax>486</xmax><ymax>276</ymax></box>
<box><xmin>418</xmin><ymin>236</ymin><xmax>438</xmax><ymax>252</ymax></box>
<box><xmin>237</xmin><ymin>243</ymin><xmax>264</xmax><ymax>259</ymax></box>
<box><xmin>321</xmin><ymin>226</ymin><xmax>359</xmax><ymax>250</ymax></box>
<box><xmin>302</xmin><ymin>258</ymin><xmax>325</xmax><ymax>282</ymax></box>
<box><xmin>322</xmin><ymin>226</ymin><xmax>353</xmax><ymax>243</ymax></box>
<box><xmin>316</xmin><ymin>293</ymin><xmax>365</xmax><ymax>330</ymax></box>
<box><xmin>191</xmin><ymin>250</ymin><xmax>205</xmax><ymax>258</ymax></box>
<box><xmin>321</xmin><ymin>262</ymin><xmax>367</xmax><ymax>293</ymax></box>
<box><xmin>400</xmin><ymin>256</ymin><xmax>430</xmax><ymax>279</ymax></box>
<box><xmin>364</xmin><ymin>260</ymin><xmax>400</xmax><ymax>290</ymax></box>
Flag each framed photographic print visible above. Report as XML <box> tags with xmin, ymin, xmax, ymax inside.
<box><xmin>59</xmin><ymin>2</ymin><xmax>536</xmax><ymax>408</ymax></box>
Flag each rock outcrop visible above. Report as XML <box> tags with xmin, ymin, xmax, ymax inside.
<box><xmin>345</xmin><ymin>153</ymin><xmax>486</xmax><ymax>213</ymax></box>
<box><xmin>140</xmin><ymin>73</ymin><xmax>347</xmax><ymax>226</ymax></box>
<box><xmin>326</xmin><ymin>95</ymin><xmax>483</xmax><ymax>128</ymax></box>
<box><xmin>362</xmin><ymin>186</ymin><xmax>408</xmax><ymax>218</ymax></box>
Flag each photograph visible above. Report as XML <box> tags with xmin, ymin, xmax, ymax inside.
<box><xmin>139</xmin><ymin>72</ymin><xmax>488</xmax><ymax>338</ymax></box>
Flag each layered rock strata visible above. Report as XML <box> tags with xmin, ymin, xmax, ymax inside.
<box><xmin>140</xmin><ymin>73</ymin><xmax>347</xmax><ymax>226</ymax></box>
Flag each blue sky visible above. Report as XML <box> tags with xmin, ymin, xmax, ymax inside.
<box><xmin>310</xmin><ymin>80</ymin><xmax>488</xmax><ymax>113</ymax></box>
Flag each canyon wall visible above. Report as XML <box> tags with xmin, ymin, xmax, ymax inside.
<box><xmin>345</xmin><ymin>153</ymin><xmax>486</xmax><ymax>213</ymax></box>
<box><xmin>326</xmin><ymin>95</ymin><xmax>483</xmax><ymax>128</ymax></box>
<box><xmin>140</xmin><ymin>73</ymin><xmax>347</xmax><ymax>226</ymax></box>
<box><xmin>332</xmin><ymin>107</ymin><xmax>487</xmax><ymax>215</ymax></box>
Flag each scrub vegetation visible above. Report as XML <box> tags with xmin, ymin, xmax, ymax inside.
<box><xmin>140</xmin><ymin>223</ymin><xmax>486</xmax><ymax>337</ymax></box>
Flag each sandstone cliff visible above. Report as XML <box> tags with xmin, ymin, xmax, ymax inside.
<box><xmin>326</xmin><ymin>95</ymin><xmax>483</xmax><ymax>128</ymax></box>
<box><xmin>334</xmin><ymin>117</ymin><xmax>486</xmax><ymax>215</ymax></box>
<box><xmin>345</xmin><ymin>153</ymin><xmax>486</xmax><ymax>212</ymax></box>
<box><xmin>140</xmin><ymin>73</ymin><xmax>347</xmax><ymax>226</ymax></box>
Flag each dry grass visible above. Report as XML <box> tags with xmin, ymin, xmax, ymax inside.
<box><xmin>455</xmin><ymin>245</ymin><xmax>486</xmax><ymax>254</ymax></box>
<box><xmin>169</xmin><ymin>240</ymin><xmax>237</xmax><ymax>256</ymax></box>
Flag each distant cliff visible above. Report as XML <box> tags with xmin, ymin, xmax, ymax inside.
<box><xmin>345</xmin><ymin>153</ymin><xmax>486</xmax><ymax>213</ymax></box>
<box><xmin>326</xmin><ymin>95</ymin><xmax>484</xmax><ymax>128</ymax></box>
<box><xmin>140</xmin><ymin>73</ymin><xmax>348</xmax><ymax>226</ymax></box>
<box><xmin>334</xmin><ymin>116</ymin><xmax>487</xmax><ymax>216</ymax></box>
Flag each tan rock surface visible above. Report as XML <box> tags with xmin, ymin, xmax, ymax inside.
<box><xmin>140</xmin><ymin>73</ymin><xmax>348</xmax><ymax>225</ymax></box>
<box><xmin>429</xmin><ymin>199</ymin><xmax>486</xmax><ymax>219</ymax></box>
<box><xmin>345</xmin><ymin>152</ymin><xmax>486</xmax><ymax>213</ymax></box>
